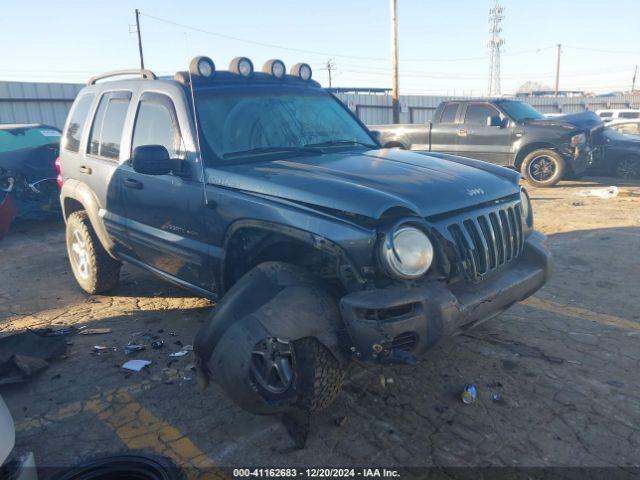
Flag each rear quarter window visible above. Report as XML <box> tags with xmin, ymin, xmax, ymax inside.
<box><xmin>63</xmin><ymin>94</ymin><xmax>95</xmax><ymax>152</ymax></box>
<box><xmin>87</xmin><ymin>91</ymin><xmax>132</xmax><ymax>160</ymax></box>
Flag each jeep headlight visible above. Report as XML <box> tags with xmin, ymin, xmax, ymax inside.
<box><xmin>520</xmin><ymin>188</ymin><xmax>533</xmax><ymax>229</ymax></box>
<box><xmin>381</xmin><ymin>226</ymin><xmax>434</xmax><ymax>279</ymax></box>
<box><xmin>570</xmin><ymin>133</ymin><xmax>587</xmax><ymax>146</ymax></box>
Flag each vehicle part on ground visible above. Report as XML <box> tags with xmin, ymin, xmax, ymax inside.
<box><xmin>65</xmin><ymin>211</ymin><xmax>121</xmax><ymax>294</ymax></box>
<box><xmin>0</xmin><ymin>192</ymin><xmax>16</xmax><ymax>240</ymax></box>
<box><xmin>521</xmin><ymin>149</ymin><xmax>565</xmax><ymax>187</ymax></box>
<box><xmin>195</xmin><ymin>262</ymin><xmax>345</xmax><ymax>415</ymax></box>
<box><xmin>615</xmin><ymin>155</ymin><xmax>640</xmax><ymax>179</ymax></box>
<box><xmin>0</xmin><ymin>330</ymin><xmax>67</xmax><ymax>385</ymax></box>
<box><xmin>54</xmin><ymin>453</ymin><xmax>185</xmax><ymax>480</ymax></box>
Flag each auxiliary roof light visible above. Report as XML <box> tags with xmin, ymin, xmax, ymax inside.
<box><xmin>189</xmin><ymin>56</ymin><xmax>215</xmax><ymax>78</ymax></box>
<box><xmin>263</xmin><ymin>59</ymin><xmax>286</xmax><ymax>79</ymax></box>
<box><xmin>290</xmin><ymin>63</ymin><xmax>312</xmax><ymax>81</ymax></box>
<box><xmin>230</xmin><ymin>57</ymin><xmax>254</xmax><ymax>77</ymax></box>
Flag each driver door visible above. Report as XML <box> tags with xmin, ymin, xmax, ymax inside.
<box><xmin>457</xmin><ymin>102</ymin><xmax>514</xmax><ymax>165</ymax></box>
<box><xmin>119</xmin><ymin>91</ymin><xmax>211</xmax><ymax>292</ymax></box>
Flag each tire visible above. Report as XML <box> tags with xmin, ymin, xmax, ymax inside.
<box><xmin>66</xmin><ymin>211</ymin><xmax>121</xmax><ymax>294</ymax></box>
<box><xmin>250</xmin><ymin>336</ymin><xmax>345</xmax><ymax>413</ymax></box>
<box><xmin>54</xmin><ymin>453</ymin><xmax>184</xmax><ymax>480</ymax></box>
<box><xmin>521</xmin><ymin>149</ymin><xmax>565</xmax><ymax>187</ymax></box>
<box><xmin>614</xmin><ymin>155</ymin><xmax>640</xmax><ymax>179</ymax></box>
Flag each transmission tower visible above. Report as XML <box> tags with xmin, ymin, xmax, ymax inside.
<box><xmin>487</xmin><ymin>1</ymin><xmax>505</xmax><ymax>97</ymax></box>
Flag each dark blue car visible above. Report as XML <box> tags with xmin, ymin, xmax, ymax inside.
<box><xmin>58</xmin><ymin>57</ymin><xmax>551</xmax><ymax>431</ymax></box>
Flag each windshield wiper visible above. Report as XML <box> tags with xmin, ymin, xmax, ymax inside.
<box><xmin>304</xmin><ymin>139</ymin><xmax>377</xmax><ymax>149</ymax></box>
<box><xmin>223</xmin><ymin>146</ymin><xmax>321</xmax><ymax>159</ymax></box>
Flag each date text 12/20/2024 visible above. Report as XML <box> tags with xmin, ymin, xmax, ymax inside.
<box><xmin>232</xmin><ymin>468</ymin><xmax>401</xmax><ymax>478</ymax></box>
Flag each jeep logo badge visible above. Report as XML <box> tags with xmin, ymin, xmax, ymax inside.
<box><xmin>466</xmin><ymin>188</ymin><xmax>485</xmax><ymax>196</ymax></box>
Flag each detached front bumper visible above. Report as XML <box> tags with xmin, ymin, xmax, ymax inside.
<box><xmin>340</xmin><ymin>231</ymin><xmax>551</xmax><ymax>363</ymax></box>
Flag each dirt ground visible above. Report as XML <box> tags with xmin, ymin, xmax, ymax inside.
<box><xmin>1</xmin><ymin>177</ymin><xmax>639</xmax><ymax>477</ymax></box>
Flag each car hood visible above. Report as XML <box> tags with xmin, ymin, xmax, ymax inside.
<box><xmin>527</xmin><ymin>111</ymin><xmax>604</xmax><ymax>131</ymax></box>
<box><xmin>206</xmin><ymin>149</ymin><xmax>519</xmax><ymax>219</ymax></box>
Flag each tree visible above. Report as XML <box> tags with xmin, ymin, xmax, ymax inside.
<box><xmin>517</xmin><ymin>81</ymin><xmax>552</xmax><ymax>94</ymax></box>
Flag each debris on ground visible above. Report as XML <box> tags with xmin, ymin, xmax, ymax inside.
<box><xmin>334</xmin><ymin>415</ymin><xmax>348</xmax><ymax>427</ymax></box>
<box><xmin>579</xmin><ymin>186</ymin><xmax>619</xmax><ymax>199</ymax></box>
<box><xmin>169</xmin><ymin>350</ymin><xmax>189</xmax><ymax>358</ymax></box>
<box><xmin>32</xmin><ymin>326</ymin><xmax>76</xmax><ymax>337</ymax></box>
<box><xmin>151</xmin><ymin>340</ymin><xmax>164</xmax><ymax>350</ymax></box>
<box><xmin>78</xmin><ymin>328</ymin><xmax>112</xmax><ymax>335</ymax></box>
<box><xmin>492</xmin><ymin>392</ymin><xmax>506</xmax><ymax>406</ymax></box>
<box><xmin>124</xmin><ymin>343</ymin><xmax>145</xmax><ymax>355</ymax></box>
<box><xmin>0</xmin><ymin>330</ymin><xmax>66</xmax><ymax>385</ymax></box>
<box><xmin>461</xmin><ymin>384</ymin><xmax>478</xmax><ymax>404</ymax></box>
<box><xmin>122</xmin><ymin>359</ymin><xmax>152</xmax><ymax>372</ymax></box>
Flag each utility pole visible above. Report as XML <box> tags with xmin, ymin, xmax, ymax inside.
<box><xmin>632</xmin><ymin>65</ymin><xmax>638</xmax><ymax>92</ymax></box>
<box><xmin>390</xmin><ymin>0</ymin><xmax>400</xmax><ymax>123</ymax></box>
<box><xmin>487</xmin><ymin>1</ymin><xmax>505</xmax><ymax>97</ymax></box>
<box><xmin>554</xmin><ymin>44</ymin><xmax>561</xmax><ymax>97</ymax></box>
<box><xmin>135</xmin><ymin>9</ymin><xmax>145</xmax><ymax>70</ymax></box>
<box><xmin>326</xmin><ymin>59</ymin><xmax>336</xmax><ymax>88</ymax></box>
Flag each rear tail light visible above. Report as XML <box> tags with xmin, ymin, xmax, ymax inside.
<box><xmin>54</xmin><ymin>157</ymin><xmax>63</xmax><ymax>188</ymax></box>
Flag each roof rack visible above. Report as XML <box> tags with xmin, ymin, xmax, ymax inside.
<box><xmin>87</xmin><ymin>69</ymin><xmax>157</xmax><ymax>86</ymax></box>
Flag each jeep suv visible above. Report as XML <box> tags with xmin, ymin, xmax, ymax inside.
<box><xmin>59</xmin><ymin>57</ymin><xmax>551</xmax><ymax>422</ymax></box>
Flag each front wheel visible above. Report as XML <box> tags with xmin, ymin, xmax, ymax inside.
<box><xmin>614</xmin><ymin>155</ymin><xmax>640</xmax><ymax>179</ymax></box>
<box><xmin>521</xmin><ymin>149</ymin><xmax>565</xmax><ymax>187</ymax></box>
<box><xmin>66</xmin><ymin>211</ymin><xmax>121</xmax><ymax>294</ymax></box>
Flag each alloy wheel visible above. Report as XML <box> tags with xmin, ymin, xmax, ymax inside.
<box><xmin>616</xmin><ymin>156</ymin><xmax>640</xmax><ymax>179</ymax></box>
<box><xmin>250</xmin><ymin>338</ymin><xmax>295</xmax><ymax>394</ymax></box>
<box><xmin>71</xmin><ymin>229</ymin><xmax>90</xmax><ymax>280</ymax></box>
<box><xmin>528</xmin><ymin>155</ymin><xmax>557</xmax><ymax>182</ymax></box>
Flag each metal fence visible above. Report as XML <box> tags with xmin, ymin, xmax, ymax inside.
<box><xmin>334</xmin><ymin>92</ymin><xmax>640</xmax><ymax>125</ymax></box>
<box><xmin>1</xmin><ymin>80</ymin><xmax>639</xmax><ymax>129</ymax></box>
<box><xmin>0</xmin><ymin>81</ymin><xmax>83</xmax><ymax>129</ymax></box>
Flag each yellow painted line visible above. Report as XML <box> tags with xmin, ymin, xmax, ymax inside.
<box><xmin>523</xmin><ymin>297</ymin><xmax>640</xmax><ymax>332</ymax></box>
<box><xmin>86</xmin><ymin>390</ymin><xmax>227</xmax><ymax>480</ymax></box>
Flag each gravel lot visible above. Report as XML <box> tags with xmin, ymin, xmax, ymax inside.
<box><xmin>1</xmin><ymin>177</ymin><xmax>639</xmax><ymax>477</ymax></box>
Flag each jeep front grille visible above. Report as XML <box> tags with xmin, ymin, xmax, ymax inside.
<box><xmin>448</xmin><ymin>205</ymin><xmax>524</xmax><ymax>282</ymax></box>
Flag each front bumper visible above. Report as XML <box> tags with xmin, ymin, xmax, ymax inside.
<box><xmin>339</xmin><ymin>231</ymin><xmax>551</xmax><ymax>363</ymax></box>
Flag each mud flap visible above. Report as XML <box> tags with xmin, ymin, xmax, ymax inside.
<box><xmin>194</xmin><ymin>262</ymin><xmax>345</xmax><ymax>415</ymax></box>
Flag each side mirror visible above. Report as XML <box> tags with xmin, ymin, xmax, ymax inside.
<box><xmin>370</xmin><ymin>130</ymin><xmax>381</xmax><ymax>144</ymax></box>
<box><xmin>132</xmin><ymin>145</ymin><xmax>172</xmax><ymax>175</ymax></box>
<box><xmin>487</xmin><ymin>115</ymin><xmax>503</xmax><ymax>127</ymax></box>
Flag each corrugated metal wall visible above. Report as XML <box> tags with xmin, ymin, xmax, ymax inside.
<box><xmin>335</xmin><ymin>92</ymin><xmax>640</xmax><ymax>124</ymax></box>
<box><xmin>0</xmin><ymin>81</ymin><xmax>83</xmax><ymax>129</ymax></box>
<box><xmin>0</xmin><ymin>80</ymin><xmax>638</xmax><ymax>129</ymax></box>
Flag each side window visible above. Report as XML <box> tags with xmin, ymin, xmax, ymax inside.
<box><xmin>87</xmin><ymin>91</ymin><xmax>132</xmax><ymax>160</ymax></box>
<box><xmin>439</xmin><ymin>103</ymin><xmax>459</xmax><ymax>123</ymax></box>
<box><xmin>464</xmin><ymin>103</ymin><xmax>500</xmax><ymax>125</ymax></box>
<box><xmin>131</xmin><ymin>93</ymin><xmax>184</xmax><ymax>159</ymax></box>
<box><xmin>620</xmin><ymin>111</ymin><xmax>640</xmax><ymax>119</ymax></box>
<box><xmin>63</xmin><ymin>94</ymin><xmax>94</xmax><ymax>152</ymax></box>
<box><xmin>598</xmin><ymin>112</ymin><xmax>613</xmax><ymax>118</ymax></box>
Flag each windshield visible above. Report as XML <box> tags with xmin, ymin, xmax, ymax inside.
<box><xmin>603</xmin><ymin>127</ymin><xmax>640</xmax><ymax>141</ymax></box>
<box><xmin>497</xmin><ymin>100</ymin><xmax>545</xmax><ymax>122</ymax></box>
<box><xmin>195</xmin><ymin>87</ymin><xmax>376</xmax><ymax>163</ymax></box>
<box><xmin>0</xmin><ymin>127</ymin><xmax>61</xmax><ymax>153</ymax></box>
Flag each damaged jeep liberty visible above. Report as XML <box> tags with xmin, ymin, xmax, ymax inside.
<box><xmin>59</xmin><ymin>56</ymin><xmax>551</xmax><ymax>418</ymax></box>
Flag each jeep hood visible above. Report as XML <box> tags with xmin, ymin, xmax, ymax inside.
<box><xmin>527</xmin><ymin>111</ymin><xmax>604</xmax><ymax>130</ymax></box>
<box><xmin>206</xmin><ymin>149</ymin><xmax>519</xmax><ymax>219</ymax></box>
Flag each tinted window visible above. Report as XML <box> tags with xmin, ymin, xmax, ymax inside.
<box><xmin>64</xmin><ymin>94</ymin><xmax>94</xmax><ymax>152</ymax></box>
<box><xmin>613</xmin><ymin>123</ymin><xmax>640</xmax><ymax>135</ymax></box>
<box><xmin>619</xmin><ymin>111</ymin><xmax>640</xmax><ymax>119</ymax></box>
<box><xmin>439</xmin><ymin>103</ymin><xmax>458</xmax><ymax>123</ymax></box>
<box><xmin>88</xmin><ymin>92</ymin><xmax>132</xmax><ymax>160</ymax></box>
<box><xmin>132</xmin><ymin>95</ymin><xmax>184</xmax><ymax>159</ymax></box>
<box><xmin>598</xmin><ymin>112</ymin><xmax>613</xmax><ymax>118</ymax></box>
<box><xmin>464</xmin><ymin>104</ymin><xmax>500</xmax><ymax>125</ymax></box>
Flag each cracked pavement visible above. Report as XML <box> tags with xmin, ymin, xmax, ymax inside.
<box><xmin>1</xmin><ymin>177</ymin><xmax>639</xmax><ymax>475</ymax></box>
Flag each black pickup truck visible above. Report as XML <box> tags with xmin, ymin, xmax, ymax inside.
<box><xmin>372</xmin><ymin>99</ymin><xmax>604</xmax><ymax>187</ymax></box>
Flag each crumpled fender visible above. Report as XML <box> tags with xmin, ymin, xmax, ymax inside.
<box><xmin>194</xmin><ymin>262</ymin><xmax>345</xmax><ymax>414</ymax></box>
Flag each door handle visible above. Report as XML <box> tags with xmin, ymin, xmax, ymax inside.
<box><xmin>457</xmin><ymin>129</ymin><xmax>467</xmax><ymax>137</ymax></box>
<box><xmin>79</xmin><ymin>165</ymin><xmax>92</xmax><ymax>174</ymax></box>
<box><xmin>124</xmin><ymin>178</ymin><xmax>143</xmax><ymax>189</ymax></box>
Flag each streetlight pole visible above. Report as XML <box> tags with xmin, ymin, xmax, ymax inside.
<box><xmin>554</xmin><ymin>43</ymin><xmax>561</xmax><ymax>97</ymax></box>
<box><xmin>390</xmin><ymin>0</ymin><xmax>400</xmax><ymax>123</ymax></box>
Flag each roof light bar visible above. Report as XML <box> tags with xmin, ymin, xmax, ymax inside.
<box><xmin>189</xmin><ymin>56</ymin><xmax>215</xmax><ymax>78</ymax></box>
<box><xmin>230</xmin><ymin>57</ymin><xmax>254</xmax><ymax>77</ymax></box>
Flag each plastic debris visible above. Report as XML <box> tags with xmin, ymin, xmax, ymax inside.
<box><xmin>92</xmin><ymin>345</ymin><xmax>109</xmax><ymax>352</ymax></box>
<box><xmin>578</xmin><ymin>186</ymin><xmax>619</xmax><ymax>199</ymax></box>
<box><xmin>461</xmin><ymin>384</ymin><xmax>478</xmax><ymax>404</ymax></box>
<box><xmin>169</xmin><ymin>350</ymin><xmax>189</xmax><ymax>358</ymax></box>
<box><xmin>78</xmin><ymin>328</ymin><xmax>112</xmax><ymax>335</ymax></box>
<box><xmin>151</xmin><ymin>340</ymin><xmax>164</xmax><ymax>350</ymax></box>
<box><xmin>334</xmin><ymin>415</ymin><xmax>348</xmax><ymax>427</ymax></box>
<box><xmin>122</xmin><ymin>359</ymin><xmax>152</xmax><ymax>372</ymax></box>
<box><xmin>124</xmin><ymin>343</ymin><xmax>145</xmax><ymax>355</ymax></box>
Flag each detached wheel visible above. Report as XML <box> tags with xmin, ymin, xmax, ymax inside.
<box><xmin>54</xmin><ymin>453</ymin><xmax>184</xmax><ymax>480</ymax></box>
<box><xmin>521</xmin><ymin>149</ymin><xmax>565</xmax><ymax>187</ymax></box>
<box><xmin>250</xmin><ymin>336</ymin><xmax>345</xmax><ymax>413</ymax></box>
<box><xmin>66</xmin><ymin>211</ymin><xmax>121</xmax><ymax>294</ymax></box>
<box><xmin>615</xmin><ymin>155</ymin><xmax>640</xmax><ymax>179</ymax></box>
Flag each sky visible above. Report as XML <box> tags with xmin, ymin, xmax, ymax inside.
<box><xmin>2</xmin><ymin>0</ymin><xmax>639</xmax><ymax>95</ymax></box>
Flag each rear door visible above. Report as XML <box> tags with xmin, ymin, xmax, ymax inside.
<box><xmin>456</xmin><ymin>102</ymin><xmax>513</xmax><ymax>164</ymax></box>
<box><xmin>430</xmin><ymin>102</ymin><xmax>463</xmax><ymax>154</ymax></box>
<box><xmin>119</xmin><ymin>91</ymin><xmax>211</xmax><ymax>292</ymax></box>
